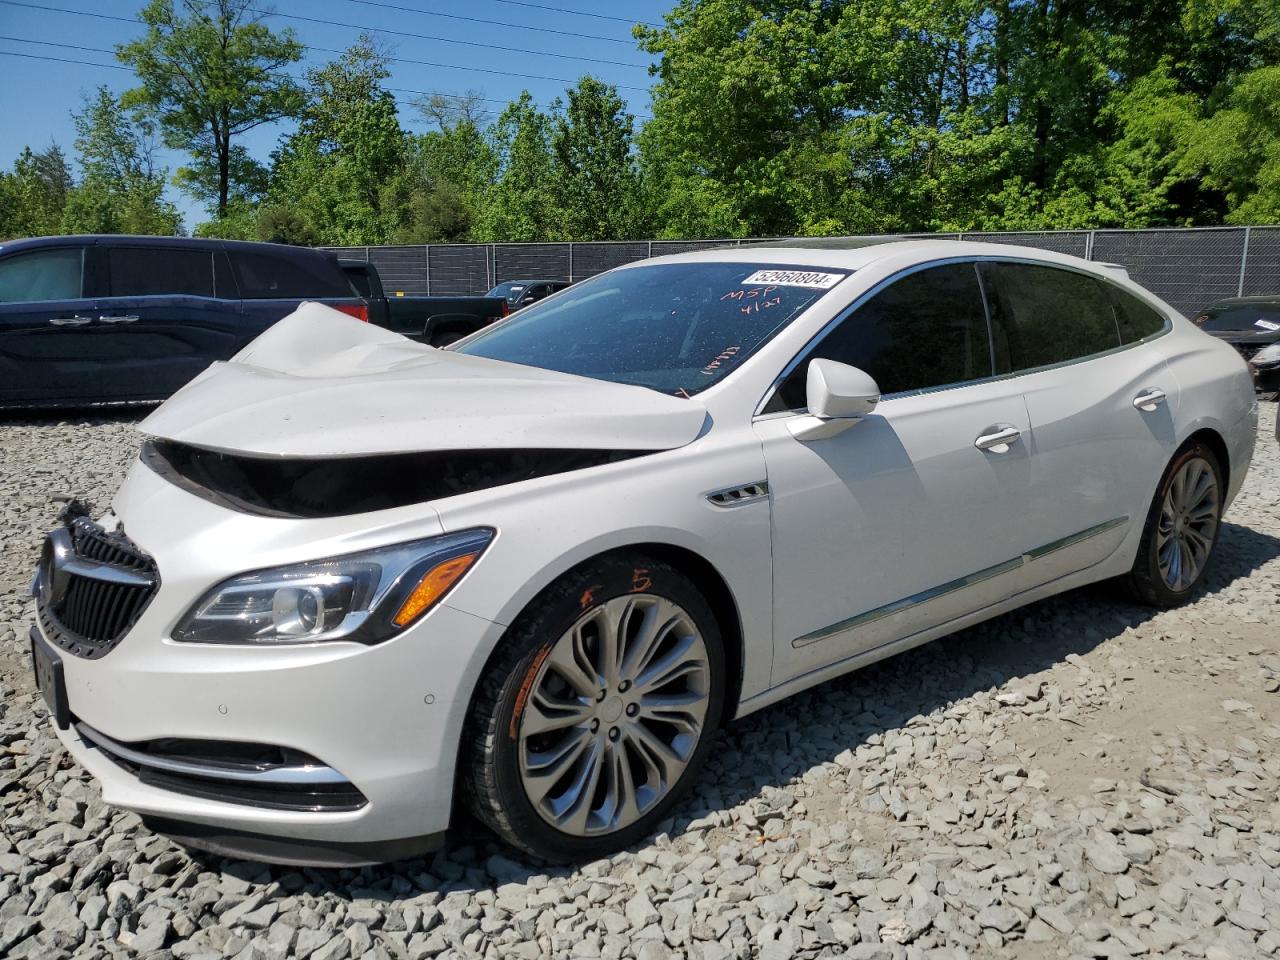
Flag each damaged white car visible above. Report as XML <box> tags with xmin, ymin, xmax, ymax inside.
<box><xmin>31</xmin><ymin>240</ymin><xmax>1259</xmax><ymax>864</ymax></box>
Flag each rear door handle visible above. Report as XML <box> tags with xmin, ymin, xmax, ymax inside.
<box><xmin>974</xmin><ymin>426</ymin><xmax>1022</xmax><ymax>452</ymax></box>
<box><xmin>48</xmin><ymin>316</ymin><xmax>92</xmax><ymax>326</ymax></box>
<box><xmin>98</xmin><ymin>315</ymin><xmax>140</xmax><ymax>324</ymax></box>
<box><xmin>1133</xmin><ymin>388</ymin><xmax>1166</xmax><ymax>411</ymax></box>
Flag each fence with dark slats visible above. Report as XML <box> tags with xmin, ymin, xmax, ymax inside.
<box><xmin>324</xmin><ymin>226</ymin><xmax>1280</xmax><ymax>316</ymax></box>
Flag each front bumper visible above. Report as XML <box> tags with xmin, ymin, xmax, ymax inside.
<box><xmin>1252</xmin><ymin>363</ymin><xmax>1280</xmax><ymax>394</ymax></box>
<box><xmin>36</xmin><ymin>461</ymin><xmax>509</xmax><ymax>864</ymax></box>
<box><xmin>43</xmin><ymin>596</ymin><xmax>503</xmax><ymax>863</ymax></box>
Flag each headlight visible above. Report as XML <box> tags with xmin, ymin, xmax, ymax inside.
<box><xmin>173</xmin><ymin>528</ymin><xmax>493</xmax><ymax>645</ymax></box>
<box><xmin>1250</xmin><ymin>342</ymin><xmax>1280</xmax><ymax>368</ymax></box>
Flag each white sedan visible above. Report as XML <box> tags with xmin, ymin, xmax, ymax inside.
<box><xmin>30</xmin><ymin>240</ymin><xmax>1259</xmax><ymax>865</ymax></box>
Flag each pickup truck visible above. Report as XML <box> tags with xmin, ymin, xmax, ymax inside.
<box><xmin>340</xmin><ymin>260</ymin><xmax>508</xmax><ymax>346</ymax></box>
<box><xmin>0</xmin><ymin>235</ymin><xmax>368</xmax><ymax>407</ymax></box>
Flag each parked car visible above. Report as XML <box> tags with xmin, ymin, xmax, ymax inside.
<box><xmin>0</xmin><ymin>236</ymin><xmax>367</xmax><ymax>408</ymax></box>
<box><xmin>487</xmin><ymin>278</ymin><xmax>570</xmax><ymax>311</ymax></box>
<box><xmin>31</xmin><ymin>241</ymin><xmax>1260</xmax><ymax>866</ymax></box>
<box><xmin>340</xmin><ymin>260</ymin><xmax>509</xmax><ymax>346</ymax></box>
<box><xmin>1194</xmin><ymin>295</ymin><xmax>1280</xmax><ymax>397</ymax></box>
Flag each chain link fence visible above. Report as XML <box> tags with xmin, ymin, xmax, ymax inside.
<box><xmin>326</xmin><ymin>226</ymin><xmax>1280</xmax><ymax>317</ymax></box>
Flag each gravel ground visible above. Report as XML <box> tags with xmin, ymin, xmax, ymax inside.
<box><xmin>0</xmin><ymin>405</ymin><xmax>1277</xmax><ymax>960</ymax></box>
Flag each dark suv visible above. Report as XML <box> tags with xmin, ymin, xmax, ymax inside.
<box><xmin>0</xmin><ymin>236</ymin><xmax>366</xmax><ymax>408</ymax></box>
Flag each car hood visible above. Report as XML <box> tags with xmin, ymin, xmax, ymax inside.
<box><xmin>1205</xmin><ymin>328</ymin><xmax>1279</xmax><ymax>345</ymax></box>
<box><xmin>139</xmin><ymin>303</ymin><xmax>710</xmax><ymax>457</ymax></box>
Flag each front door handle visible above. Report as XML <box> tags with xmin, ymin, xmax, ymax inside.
<box><xmin>49</xmin><ymin>316</ymin><xmax>93</xmax><ymax>326</ymax></box>
<box><xmin>974</xmin><ymin>425</ymin><xmax>1022</xmax><ymax>452</ymax></box>
<box><xmin>98</xmin><ymin>314</ymin><xmax>140</xmax><ymax>324</ymax></box>
<box><xmin>1133</xmin><ymin>388</ymin><xmax>1167</xmax><ymax>411</ymax></box>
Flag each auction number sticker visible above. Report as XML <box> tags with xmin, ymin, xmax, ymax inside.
<box><xmin>1254</xmin><ymin>318</ymin><xmax>1280</xmax><ymax>331</ymax></box>
<box><xmin>741</xmin><ymin>269</ymin><xmax>844</xmax><ymax>289</ymax></box>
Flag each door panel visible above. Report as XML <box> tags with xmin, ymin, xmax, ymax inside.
<box><xmin>1016</xmin><ymin>347</ymin><xmax>1179</xmax><ymax>582</ymax></box>
<box><xmin>760</xmin><ymin>382</ymin><xmax>1035</xmax><ymax>685</ymax></box>
<box><xmin>0</xmin><ymin>246</ymin><xmax>100</xmax><ymax>404</ymax></box>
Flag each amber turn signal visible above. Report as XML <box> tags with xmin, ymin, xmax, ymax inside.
<box><xmin>391</xmin><ymin>552</ymin><xmax>481</xmax><ymax>628</ymax></box>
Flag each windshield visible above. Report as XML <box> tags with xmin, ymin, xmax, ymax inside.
<box><xmin>1195</xmin><ymin>303</ymin><xmax>1280</xmax><ymax>333</ymax></box>
<box><xmin>487</xmin><ymin>281</ymin><xmax>527</xmax><ymax>303</ymax></box>
<box><xmin>459</xmin><ymin>262</ymin><xmax>848</xmax><ymax>396</ymax></box>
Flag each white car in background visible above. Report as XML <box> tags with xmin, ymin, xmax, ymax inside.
<box><xmin>30</xmin><ymin>240</ymin><xmax>1258</xmax><ymax>865</ymax></box>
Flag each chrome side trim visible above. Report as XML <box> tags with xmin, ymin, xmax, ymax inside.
<box><xmin>705</xmin><ymin>481</ymin><xmax>770</xmax><ymax>507</ymax></box>
<box><xmin>792</xmin><ymin>515</ymin><xmax>1129</xmax><ymax>649</ymax></box>
<box><xmin>1022</xmin><ymin>515</ymin><xmax>1129</xmax><ymax>562</ymax></box>
<box><xmin>75</xmin><ymin>723</ymin><xmax>349</xmax><ymax>785</ymax></box>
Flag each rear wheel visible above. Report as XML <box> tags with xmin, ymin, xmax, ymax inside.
<box><xmin>1124</xmin><ymin>441</ymin><xmax>1224</xmax><ymax>607</ymax></box>
<box><xmin>461</xmin><ymin>553</ymin><xmax>724</xmax><ymax>862</ymax></box>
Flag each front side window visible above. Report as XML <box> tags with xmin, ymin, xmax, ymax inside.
<box><xmin>458</xmin><ymin>262</ymin><xmax>848</xmax><ymax>396</ymax></box>
<box><xmin>108</xmin><ymin>247</ymin><xmax>214</xmax><ymax>297</ymax></box>
<box><xmin>0</xmin><ymin>248</ymin><xmax>83</xmax><ymax>303</ymax></box>
<box><xmin>980</xmin><ymin>262</ymin><xmax>1121</xmax><ymax>372</ymax></box>
<box><xmin>771</xmin><ymin>262</ymin><xmax>993</xmax><ymax>409</ymax></box>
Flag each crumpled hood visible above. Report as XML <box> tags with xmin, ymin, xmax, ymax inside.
<box><xmin>140</xmin><ymin>303</ymin><xmax>709</xmax><ymax>457</ymax></box>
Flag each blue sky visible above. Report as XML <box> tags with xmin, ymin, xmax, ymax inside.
<box><xmin>0</xmin><ymin>0</ymin><xmax>671</xmax><ymax>227</ymax></box>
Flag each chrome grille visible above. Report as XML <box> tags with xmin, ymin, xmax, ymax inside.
<box><xmin>34</xmin><ymin>517</ymin><xmax>158</xmax><ymax>660</ymax></box>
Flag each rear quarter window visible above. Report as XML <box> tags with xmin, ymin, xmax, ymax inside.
<box><xmin>230</xmin><ymin>248</ymin><xmax>351</xmax><ymax>299</ymax></box>
<box><xmin>1108</xmin><ymin>285</ymin><xmax>1168</xmax><ymax>343</ymax></box>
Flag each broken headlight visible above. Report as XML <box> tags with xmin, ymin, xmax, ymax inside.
<box><xmin>172</xmin><ymin>528</ymin><xmax>493</xmax><ymax>645</ymax></box>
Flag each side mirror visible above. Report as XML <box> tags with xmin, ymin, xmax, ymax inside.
<box><xmin>807</xmin><ymin>358</ymin><xmax>880</xmax><ymax>419</ymax></box>
<box><xmin>789</xmin><ymin>359</ymin><xmax>880</xmax><ymax>441</ymax></box>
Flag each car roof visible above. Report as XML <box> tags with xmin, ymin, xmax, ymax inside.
<box><xmin>1202</xmin><ymin>295</ymin><xmax>1280</xmax><ymax>309</ymax></box>
<box><xmin>639</xmin><ymin>238</ymin><xmax>1099</xmax><ymax>273</ymax></box>
<box><xmin>0</xmin><ymin>235</ymin><xmax>332</xmax><ymax>258</ymax></box>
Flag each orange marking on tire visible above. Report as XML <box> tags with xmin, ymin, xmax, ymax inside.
<box><xmin>631</xmin><ymin>568</ymin><xmax>652</xmax><ymax>592</ymax></box>
<box><xmin>509</xmin><ymin>645</ymin><xmax>552</xmax><ymax>740</ymax></box>
<box><xmin>580</xmin><ymin>584</ymin><xmax>603</xmax><ymax>609</ymax></box>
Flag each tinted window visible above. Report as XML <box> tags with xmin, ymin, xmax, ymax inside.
<box><xmin>1193</xmin><ymin>303</ymin><xmax>1280</xmax><ymax>333</ymax></box>
<box><xmin>230</xmin><ymin>248</ymin><xmax>350</xmax><ymax>299</ymax></box>
<box><xmin>773</xmin><ymin>263</ymin><xmax>992</xmax><ymax>409</ymax></box>
<box><xmin>487</xmin><ymin>281</ymin><xmax>527</xmax><ymax>304</ymax></box>
<box><xmin>1108</xmin><ymin>286</ymin><xmax>1167</xmax><ymax>343</ymax></box>
<box><xmin>342</xmin><ymin>264</ymin><xmax>373</xmax><ymax>298</ymax></box>
<box><xmin>0</xmin><ymin>248</ymin><xmax>83</xmax><ymax>303</ymax></box>
<box><xmin>108</xmin><ymin>247</ymin><xmax>213</xmax><ymax>297</ymax></box>
<box><xmin>980</xmin><ymin>262</ymin><xmax>1120</xmax><ymax>372</ymax></box>
<box><xmin>459</xmin><ymin>262</ymin><xmax>848</xmax><ymax>396</ymax></box>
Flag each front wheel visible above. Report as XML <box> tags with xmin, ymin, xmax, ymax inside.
<box><xmin>1123</xmin><ymin>441</ymin><xmax>1225</xmax><ymax>607</ymax></box>
<box><xmin>461</xmin><ymin>554</ymin><xmax>725</xmax><ymax>862</ymax></box>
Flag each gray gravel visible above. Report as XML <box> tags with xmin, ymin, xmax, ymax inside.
<box><xmin>1</xmin><ymin>405</ymin><xmax>1278</xmax><ymax>960</ymax></box>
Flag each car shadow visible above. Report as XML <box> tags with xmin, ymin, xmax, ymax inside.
<box><xmin>172</xmin><ymin>519</ymin><xmax>1280</xmax><ymax>905</ymax></box>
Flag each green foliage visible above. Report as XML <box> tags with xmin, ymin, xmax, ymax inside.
<box><xmin>117</xmin><ymin>0</ymin><xmax>304</xmax><ymax>219</ymax></box>
<box><xmin>61</xmin><ymin>87</ymin><xmax>182</xmax><ymax>236</ymax></box>
<box><xmin>0</xmin><ymin>146</ymin><xmax>73</xmax><ymax>239</ymax></box>
<box><xmin>473</xmin><ymin>93</ymin><xmax>560</xmax><ymax>242</ymax></box>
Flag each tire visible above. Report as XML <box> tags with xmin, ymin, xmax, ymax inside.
<box><xmin>1123</xmin><ymin>440</ymin><xmax>1225</xmax><ymax>607</ymax></box>
<box><xmin>460</xmin><ymin>552</ymin><xmax>725</xmax><ymax>862</ymax></box>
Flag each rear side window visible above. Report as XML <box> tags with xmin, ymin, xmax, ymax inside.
<box><xmin>773</xmin><ymin>262</ymin><xmax>992</xmax><ymax>408</ymax></box>
<box><xmin>230</xmin><ymin>248</ymin><xmax>350</xmax><ymax>299</ymax></box>
<box><xmin>108</xmin><ymin>247</ymin><xmax>213</xmax><ymax>297</ymax></box>
<box><xmin>1109</xmin><ymin>286</ymin><xmax>1167</xmax><ymax>343</ymax></box>
<box><xmin>980</xmin><ymin>262</ymin><xmax>1121</xmax><ymax>372</ymax></box>
<box><xmin>0</xmin><ymin>248</ymin><xmax>83</xmax><ymax>302</ymax></box>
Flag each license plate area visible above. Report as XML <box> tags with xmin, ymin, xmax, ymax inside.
<box><xmin>31</xmin><ymin>627</ymin><xmax>70</xmax><ymax>730</ymax></box>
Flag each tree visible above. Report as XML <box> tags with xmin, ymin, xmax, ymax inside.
<box><xmin>117</xmin><ymin>0</ymin><xmax>304</xmax><ymax>220</ymax></box>
<box><xmin>0</xmin><ymin>146</ymin><xmax>74</xmax><ymax>238</ymax></box>
<box><xmin>474</xmin><ymin>93</ymin><xmax>559</xmax><ymax>242</ymax></box>
<box><xmin>62</xmin><ymin>87</ymin><xmax>182</xmax><ymax>235</ymax></box>
<box><xmin>264</xmin><ymin>36</ymin><xmax>409</xmax><ymax>245</ymax></box>
<box><xmin>550</xmin><ymin>77</ymin><xmax>643</xmax><ymax>240</ymax></box>
<box><xmin>416</xmin><ymin>89</ymin><xmax>491</xmax><ymax>130</ymax></box>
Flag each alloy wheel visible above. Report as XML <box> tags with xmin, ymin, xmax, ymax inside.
<box><xmin>516</xmin><ymin>594</ymin><xmax>711</xmax><ymax>837</ymax></box>
<box><xmin>1156</xmin><ymin>455</ymin><xmax>1220</xmax><ymax>592</ymax></box>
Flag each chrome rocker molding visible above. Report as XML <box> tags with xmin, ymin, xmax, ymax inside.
<box><xmin>793</xmin><ymin>516</ymin><xmax>1129</xmax><ymax>648</ymax></box>
<box><xmin>705</xmin><ymin>481</ymin><xmax>770</xmax><ymax>507</ymax></box>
